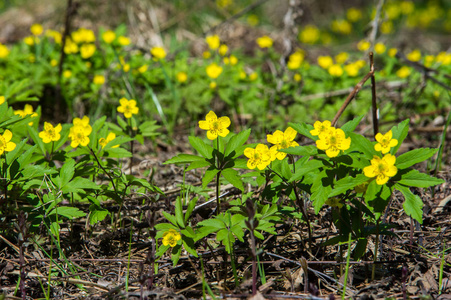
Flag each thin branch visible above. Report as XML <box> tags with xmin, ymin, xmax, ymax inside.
<box><xmin>370</xmin><ymin>52</ymin><xmax>379</xmax><ymax>136</ymax></box>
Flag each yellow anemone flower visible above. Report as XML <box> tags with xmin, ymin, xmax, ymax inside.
<box><xmin>205</xmin><ymin>35</ymin><xmax>220</xmax><ymax>50</ymax></box>
<box><xmin>310</xmin><ymin>120</ymin><xmax>332</xmax><ymax>137</ymax></box>
<box><xmin>363</xmin><ymin>154</ymin><xmax>398</xmax><ymax>185</ymax></box>
<box><xmin>150</xmin><ymin>46</ymin><xmax>166</xmax><ymax>60</ymax></box>
<box><xmin>117</xmin><ymin>98</ymin><xmax>139</xmax><ymax>119</ymax></box>
<box><xmin>244</xmin><ymin>144</ymin><xmax>275</xmax><ymax>170</ymax></box>
<box><xmin>39</xmin><ymin>122</ymin><xmax>62</xmax><ymax>143</ymax></box>
<box><xmin>198</xmin><ymin>111</ymin><xmax>230</xmax><ymax>140</ymax></box>
<box><xmin>206</xmin><ymin>63</ymin><xmax>223</xmax><ymax>79</ymax></box>
<box><xmin>99</xmin><ymin>132</ymin><xmax>119</xmax><ymax>149</ymax></box>
<box><xmin>256</xmin><ymin>36</ymin><xmax>273</xmax><ymax>48</ymax></box>
<box><xmin>374</xmin><ymin>130</ymin><xmax>398</xmax><ymax>154</ymax></box>
<box><xmin>68</xmin><ymin>125</ymin><xmax>90</xmax><ymax>148</ymax></box>
<box><xmin>14</xmin><ymin>104</ymin><xmax>38</xmax><ymax>125</ymax></box>
<box><xmin>267</xmin><ymin>127</ymin><xmax>299</xmax><ymax>160</ymax></box>
<box><xmin>0</xmin><ymin>130</ymin><xmax>16</xmax><ymax>155</ymax></box>
<box><xmin>316</xmin><ymin>128</ymin><xmax>351</xmax><ymax>158</ymax></box>
<box><xmin>162</xmin><ymin>229</ymin><xmax>181</xmax><ymax>247</ymax></box>
<box><xmin>102</xmin><ymin>30</ymin><xmax>116</xmax><ymax>44</ymax></box>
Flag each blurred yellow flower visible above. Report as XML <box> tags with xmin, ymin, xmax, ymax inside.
<box><xmin>63</xmin><ymin>70</ymin><xmax>72</xmax><ymax>78</ymax></box>
<box><xmin>102</xmin><ymin>30</ymin><xmax>116</xmax><ymax>44</ymax></box>
<box><xmin>93</xmin><ymin>75</ymin><xmax>105</xmax><ymax>85</ymax></box>
<box><xmin>0</xmin><ymin>43</ymin><xmax>9</xmax><ymax>58</ymax></box>
<box><xmin>293</xmin><ymin>73</ymin><xmax>302</xmax><ymax>82</ymax></box>
<box><xmin>256</xmin><ymin>36</ymin><xmax>273</xmax><ymax>48</ymax></box>
<box><xmin>50</xmin><ymin>59</ymin><xmax>58</xmax><ymax>67</ymax></box>
<box><xmin>318</xmin><ymin>56</ymin><xmax>333</xmax><ymax>69</ymax></box>
<box><xmin>0</xmin><ymin>130</ymin><xmax>16</xmax><ymax>155</ymax></box>
<box><xmin>80</xmin><ymin>44</ymin><xmax>96</xmax><ymax>59</ymax></box>
<box><xmin>247</xmin><ymin>14</ymin><xmax>259</xmax><ymax>26</ymax></box>
<box><xmin>118</xmin><ymin>36</ymin><xmax>131</xmax><ymax>46</ymax></box>
<box><xmin>347</xmin><ymin>7</ymin><xmax>362</xmax><ymax>22</ymax></box>
<box><xmin>299</xmin><ymin>25</ymin><xmax>320</xmax><ymax>44</ymax></box>
<box><xmin>14</xmin><ymin>104</ymin><xmax>38</xmax><ymax>125</ymax></box>
<box><xmin>46</xmin><ymin>30</ymin><xmax>62</xmax><ymax>44</ymax></box>
<box><xmin>72</xmin><ymin>28</ymin><xmax>95</xmax><ymax>44</ymax></box>
<box><xmin>64</xmin><ymin>39</ymin><xmax>78</xmax><ymax>54</ymax></box>
<box><xmin>176</xmin><ymin>71</ymin><xmax>188</xmax><ymax>83</ymax></box>
<box><xmin>99</xmin><ymin>132</ymin><xmax>119</xmax><ymax>149</ymax></box>
<box><xmin>374</xmin><ymin>130</ymin><xmax>398</xmax><ymax>154</ymax></box>
<box><xmin>331</xmin><ymin>19</ymin><xmax>352</xmax><ymax>35</ymax></box>
<box><xmin>267</xmin><ymin>127</ymin><xmax>299</xmax><ymax>160</ymax></box>
<box><xmin>218</xmin><ymin>44</ymin><xmax>228</xmax><ymax>56</ymax></box>
<box><xmin>400</xmin><ymin>1</ymin><xmax>414</xmax><ymax>15</ymax></box>
<box><xmin>374</xmin><ymin>43</ymin><xmax>386</xmax><ymax>54</ymax></box>
<box><xmin>364</xmin><ymin>154</ymin><xmax>397</xmax><ymax>185</ymax></box>
<box><xmin>229</xmin><ymin>54</ymin><xmax>238</xmax><ymax>65</ymax></box>
<box><xmin>206</xmin><ymin>35</ymin><xmax>220</xmax><ymax>50</ymax></box>
<box><xmin>162</xmin><ymin>229</ymin><xmax>181</xmax><ymax>247</ymax></box>
<box><xmin>203</xmin><ymin>51</ymin><xmax>211</xmax><ymax>59</ymax></box>
<box><xmin>436</xmin><ymin>52</ymin><xmax>451</xmax><ymax>65</ymax></box>
<box><xmin>387</xmin><ymin>48</ymin><xmax>397</xmax><ymax>57</ymax></box>
<box><xmin>30</xmin><ymin>23</ymin><xmax>43</xmax><ymax>36</ymax></box>
<box><xmin>198</xmin><ymin>111</ymin><xmax>230</xmax><ymax>140</ymax></box>
<box><xmin>150</xmin><ymin>46</ymin><xmax>166</xmax><ymax>60</ymax></box>
<box><xmin>344</xmin><ymin>62</ymin><xmax>360</xmax><ymax>77</ymax></box>
<box><xmin>380</xmin><ymin>21</ymin><xmax>394</xmax><ymax>34</ymax></box>
<box><xmin>335</xmin><ymin>52</ymin><xmax>348</xmax><ymax>64</ymax></box>
<box><xmin>206</xmin><ymin>63</ymin><xmax>223</xmax><ymax>79</ymax></box>
<box><xmin>244</xmin><ymin>144</ymin><xmax>274</xmax><ymax>170</ymax></box>
<box><xmin>117</xmin><ymin>98</ymin><xmax>139</xmax><ymax>119</ymax></box>
<box><xmin>328</xmin><ymin>64</ymin><xmax>343</xmax><ymax>77</ymax></box>
<box><xmin>39</xmin><ymin>122</ymin><xmax>62</xmax><ymax>143</ymax></box>
<box><xmin>357</xmin><ymin>40</ymin><xmax>370</xmax><ymax>51</ymax></box>
<box><xmin>249</xmin><ymin>72</ymin><xmax>258</xmax><ymax>81</ymax></box>
<box><xmin>287</xmin><ymin>50</ymin><xmax>305</xmax><ymax>70</ymax></box>
<box><xmin>0</xmin><ymin>96</ymin><xmax>5</xmax><ymax>105</ymax></box>
<box><xmin>396</xmin><ymin>66</ymin><xmax>411</xmax><ymax>78</ymax></box>
<box><xmin>138</xmin><ymin>65</ymin><xmax>148</xmax><ymax>73</ymax></box>
<box><xmin>24</xmin><ymin>36</ymin><xmax>37</xmax><ymax>46</ymax></box>
<box><xmin>209</xmin><ymin>82</ymin><xmax>217</xmax><ymax>89</ymax></box>
<box><xmin>407</xmin><ymin>49</ymin><xmax>421</xmax><ymax>62</ymax></box>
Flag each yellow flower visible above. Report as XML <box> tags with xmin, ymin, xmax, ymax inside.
<box><xmin>63</xmin><ymin>70</ymin><xmax>72</xmax><ymax>78</ymax></box>
<box><xmin>73</xmin><ymin>116</ymin><xmax>92</xmax><ymax>134</ymax></box>
<box><xmin>102</xmin><ymin>30</ymin><xmax>116</xmax><ymax>44</ymax></box>
<box><xmin>347</xmin><ymin>7</ymin><xmax>362</xmax><ymax>22</ymax></box>
<box><xmin>72</xmin><ymin>28</ymin><xmax>96</xmax><ymax>44</ymax></box>
<box><xmin>0</xmin><ymin>96</ymin><xmax>5</xmax><ymax>105</ymax></box>
<box><xmin>209</xmin><ymin>82</ymin><xmax>217</xmax><ymax>89</ymax></box>
<box><xmin>316</xmin><ymin>128</ymin><xmax>351</xmax><ymax>158</ymax></box>
<box><xmin>363</xmin><ymin>154</ymin><xmax>398</xmax><ymax>185</ymax></box>
<box><xmin>39</xmin><ymin>122</ymin><xmax>62</xmax><ymax>143</ymax></box>
<box><xmin>30</xmin><ymin>24</ymin><xmax>43</xmax><ymax>36</ymax></box>
<box><xmin>0</xmin><ymin>43</ymin><xmax>10</xmax><ymax>58</ymax></box>
<box><xmin>68</xmin><ymin>125</ymin><xmax>90</xmax><ymax>148</ymax></box>
<box><xmin>344</xmin><ymin>62</ymin><xmax>360</xmax><ymax>77</ymax></box>
<box><xmin>310</xmin><ymin>120</ymin><xmax>332</xmax><ymax>136</ymax></box>
<box><xmin>99</xmin><ymin>132</ymin><xmax>119</xmax><ymax>148</ymax></box>
<box><xmin>287</xmin><ymin>50</ymin><xmax>305</xmax><ymax>70</ymax></box>
<box><xmin>247</xmin><ymin>14</ymin><xmax>259</xmax><ymax>26</ymax></box>
<box><xmin>118</xmin><ymin>36</ymin><xmax>131</xmax><ymax>46</ymax></box>
<box><xmin>380</xmin><ymin>21</ymin><xmax>393</xmax><ymax>34</ymax></box>
<box><xmin>150</xmin><ymin>46</ymin><xmax>166</xmax><ymax>60</ymax></box>
<box><xmin>331</xmin><ymin>19</ymin><xmax>352</xmax><ymax>35</ymax></box>
<box><xmin>256</xmin><ymin>36</ymin><xmax>273</xmax><ymax>48</ymax></box>
<box><xmin>46</xmin><ymin>29</ymin><xmax>62</xmax><ymax>44</ymax></box>
<box><xmin>335</xmin><ymin>52</ymin><xmax>348</xmax><ymax>64</ymax></box>
<box><xmin>357</xmin><ymin>40</ymin><xmax>370</xmax><ymax>51</ymax></box>
<box><xmin>400</xmin><ymin>1</ymin><xmax>414</xmax><ymax>14</ymax></box>
<box><xmin>50</xmin><ymin>59</ymin><xmax>58</xmax><ymax>67</ymax></box>
<box><xmin>162</xmin><ymin>229</ymin><xmax>181</xmax><ymax>247</ymax></box>
<box><xmin>299</xmin><ymin>25</ymin><xmax>320</xmax><ymax>44</ymax></box>
<box><xmin>176</xmin><ymin>71</ymin><xmax>188</xmax><ymax>83</ymax></box>
<box><xmin>374</xmin><ymin>130</ymin><xmax>398</xmax><ymax>154</ymax></box>
<box><xmin>328</xmin><ymin>64</ymin><xmax>343</xmax><ymax>77</ymax></box>
<box><xmin>93</xmin><ymin>75</ymin><xmax>105</xmax><ymax>85</ymax></box>
<box><xmin>203</xmin><ymin>51</ymin><xmax>211</xmax><ymax>59</ymax></box>
<box><xmin>117</xmin><ymin>98</ymin><xmax>139</xmax><ymax>119</ymax></box>
<box><xmin>318</xmin><ymin>56</ymin><xmax>333</xmax><ymax>69</ymax></box>
<box><xmin>206</xmin><ymin>35</ymin><xmax>220</xmax><ymax>50</ymax></box>
<box><xmin>0</xmin><ymin>130</ymin><xmax>16</xmax><ymax>155</ymax></box>
<box><xmin>388</xmin><ymin>48</ymin><xmax>397</xmax><ymax>57</ymax></box>
<box><xmin>396</xmin><ymin>66</ymin><xmax>411</xmax><ymax>78</ymax></box>
<box><xmin>64</xmin><ymin>39</ymin><xmax>78</xmax><ymax>54</ymax></box>
<box><xmin>407</xmin><ymin>49</ymin><xmax>421</xmax><ymax>62</ymax></box>
<box><xmin>206</xmin><ymin>63</ymin><xmax>223</xmax><ymax>79</ymax></box>
<box><xmin>293</xmin><ymin>73</ymin><xmax>302</xmax><ymax>82</ymax></box>
<box><xmin>325</xmin><ymin>197</ymin><xmax>343</xmax><ymax>208</ymax></box>
<box><xmin>198</xmin><ymin>111</ymin><xmax>230</xmax><ymax>140</ymax></box>
<box><xmin>218</xmin><ymin>44</ymin><xmax>228</xmax><ymax>56</ymax></box>
<box><xmin>249</xmin><ymin>72</ymin><xmax>258</xmax><ymax>81</ymax></box>
<box><xmin>244</xmin><ymin>144</ymin><xmax>274</xmax><ymax>170</ymax></box>
<box><xmin>374</xmin><ymin>43</ymin><xmax>386</xmax><ymax>54</ymax></box>
<box><xmin>267</xmin><ymin>127</ymin><xmax>299</xmax><ymax>160</ymax></box>
<box><xmin>14</xmin><ymin>104</ymin><xmax>38</xmax><ymax>125</ymax></box>
<box><xmin>80</xmin><ymin>44</ymin><xmax>96</xmax><ymax>59</ymax></box>
<box><xmin>229</xmin><ymin>55</ymin><xmax>238</xmax><ymax>65</ymax></box>
<box><xmin>24</xmin><ymin>36</ymin><xmax>36</xmax><ymax>46</ymax></box>
<box><xmin>138</xmin><ymin>65</ymin><xmax>148</xmax><ymax>73</ymax></box>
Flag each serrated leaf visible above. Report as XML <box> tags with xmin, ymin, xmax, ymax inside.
<box><xmin>348</xmin><ymin>133</ymin><xmax>378</xmax><ymax>159</ymax></box>
<box><xmin>289</xmin><ymin>159</ymin><xmax>324</xmax><ymax>182</ymax></box>
<box><xmin>396</xmin><ymin>148</ymin><xmax>437</xmax><ymax>169</ymax></box>
<box><xmin>398</xmin><ymin>169</ymin><xmax>444</xmax><ymax>188</ymax></box>
<box><xmin>340</xmin><ymin>115</ymin><xmax>364</xmax><ymax>133</ymax></box>
<box><xmin>311</xmin><ymin>171</ymin><xmax>333</xmax><ymax>213</ymax></box>
<box><xmin>48</xmin><ymin>206</ymin><xmax>85</xmax><ymax>219</ymax></box>
<box><xmin>395</xmin><ymin>183</ymin><xmax>423</xmax><ymax>223</ymax></box>
<box><xmin>225</xmin><ymin>129</ymin><xmax>251</xmax><ymax>157</ymax></box>
<box><xmin>391</xmin><ymin>119</ymin><xmax>410</xmax><ymax>153</ymax></box>
<box><xmin>222</xmin><ymin>168</ymin><xmax>244</xmax><ymax>191</ymax></box>
<box><xmin>329</xmin><ymin>174</ymin><xmax>369</xmax><ymax>197</ymax></box>
<box><xmin>161</xmin><ymin>211</ymin><xmax>178</xmax><ymax>226</ymax></box>
<box><xmin>186</xmin><ymin>159</ymin><xmax>211</xmax><ymax>171</ymax></box>
<box><xmin>189</xmin><ymin>136</ymin><xmax>213</xmax><ymax>159</ymax></box>
<box><xmin>89</xmin><ymin>205</ymin><xmax>109</xmax><ymax>225</ymax></box>
<box><xmin>60</xmin><ymin>159</ymin><xmax>75</xmax><ymax>187</ymax></box>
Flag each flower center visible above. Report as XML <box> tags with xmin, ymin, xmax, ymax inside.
<box><xmin>378</xmin><ymin>163</ymin><xmax>386</xmax><ymax>172</ymax></box>
<box><xmin>211</xmin><ymin>121</ymin><xmax>220</xmax><ymax>130</ymax></box>
<box><xmin>0</xmin><ymin>138</ymin><xmax>4</xmax><ymax>148</ymax></box>
<box><xmin>281</xmin><ymin>140</ymin><xmax>289</xmax><ymax>149</ymax></box>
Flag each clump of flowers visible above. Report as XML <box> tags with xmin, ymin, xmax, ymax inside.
<box><xmin>287</xmin><ymin>50</ymin><xmax>305</xmax><ymax>70</ymax></box>
<box><xmin>364</xmin><ymin>154</ymin><xmax>398</xmax><ymax>185</ymax></box>
<box><xmin>68</xmin><ymin>116</ymin><xmax>92</xmax><ymax>148</ymax></box>
<box><xmin>117</xmin><ymin>98</ymin><xmax>139</xmax><ymax>119</ymax></box>
<box><xmin>244</xmin><ymin>144</ymin><xmax>274</xmax><ymax>170</ymax></box>
<box><xmin>267</xmin><ymin>127</ymin><xmax>299</xmax><ymax>160</ymax></box>
<box><xmin>14</xmin><ymin>104</ymin><xmax>38</xmax><ymax>126</ymax></box>
<box><xmin>102</xmin><ymin>30</ymin><xmax>116</xmax><ymax>44</ymax></box>
<box><xmin>198</xmin><ymin>111</ymin><xmax>230</xmax><ymax>140</ymax></box>
<box><xmin>0</xmin><ymin>130</ymin><xmax>16</xmax><ymax>155</ymax></box>
<box><xmin>205</xmin><ymin>35</ymin><xmax>220</xmax><ymax>50</ymax></box>
<box><xmin>162</xmin><ymin>229</ymin><xmax>181</xmax><ymax>247</ymax></box>
<box><xmin>374</xmin><ymin>130</ymin><xmax>398</xmax><ymax>153</ymax></box>
<box><xmin>150</xmin><ymin>46</ymin><xmax>166</xmax><ymax>60</ymax></box>
<box><xmin>206</xmin><ymin>63</ymin><xmax>223</xmax><ymax>80</ymax></box>
<box><xmin>256</xmin><ymin>36</ymin><xmax>273</xmax><ymax>48</ymax></box>
<box><xmin>39</xmin><ymin>122</ymin><xmax>62</xmax><ymax>143</ymax></box>
<box><xmin>311</xmin><ymin>121</ymin><xmax>351</xmax><ymax>158</ymax></box>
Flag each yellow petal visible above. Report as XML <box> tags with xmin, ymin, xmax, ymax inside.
<box><xmin>218</xmin><ymin>116</ymin><xmax>231</xmax><ymax>128</ymax></box>
<box><xmin>383</xmin><ymin>154</ymin><xmax>396</xmax><ymax>166</ymax></box>
<box><xmin>205</xmin><ymin>111</ymin><xmax>217</xmax><ymax>122</ymax></box>
<box><xmin>6</xmin><ymin>141</ymin><xmax>16</xmax><ymax>152</ymax></box>
<box><xmin>284</xmin><ymin>127</ymin><xmax>297</xmax><ymax>141</ymax></box>
<box><xmin>207</xmin><ymin>130</ymin><xmax>217</xmax><ymax>140</ymax></box>
<box><xmin>376</xmin><ymin>174</ymin><xmax>389</xmax><ymax>185</ymax></box>
<box><xmin>2</xmin><ymin>129</ymin><xmax>13</xmax><ymax>142</ymax></box>
<box><xmin>375</xmin><ymin>132</ymin><xmax>384</xmax><ymax>143</ymax></box>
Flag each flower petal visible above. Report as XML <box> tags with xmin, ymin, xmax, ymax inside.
<box><xmin>284</xmin><ymin>127</ymin><xmax>297</xmax><ymax>141</ymax></box>
<box><xmin>2</xmin><ymin>129</ymin><xmax>12</xmax><ymax>142</ymax></box>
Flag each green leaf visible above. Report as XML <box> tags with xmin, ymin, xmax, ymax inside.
<box><xmin>6</xmin><ymin>138</ymin><xmax>27</xmax><ymax>163</ymax></box>
<box><xmin>60</xmin><ymin>159</ymin><xmax>75</xmax><ymax>187</ymax></box>
<box><xmin>89</xmin><ymin>205</ymin><xmax>109</xmax><ymax>225</ymax></box>
<box><xmin>395</xmin><ymin>183</ymin><xmax>423</xmax><ymax>223</ymax></box>
<box><xmin>225</xmin><ymin>129</ymin><xmax>251</xmax><ymax>157</ymax></box>
<box><xmin>396</xmin><ymin>148</ymin><xmax>437</xmax><ymax>169</ymax></box>
<box><xmin>104</xmin><ymin>147</ymin><xmax>132</xmax><ymax>158</ymax></box>
<box><xmin>311</xmin><ymin>170</ymin><xmax>333</xmax><ymax>213</ymax></box>
<box><xmin>289</xmin><ymin>159</ymin><xmax>324</xmax><ymax>182</ymax></box>
<box><xmin>279</xmin><ymin>145</ymin><xmax>317</xmax><ymax>156</ymax></box>
<box><xmin>161</xmin><ymin>211</ymin><xmax>178</xmax><ymax>226</ymax></box>
<box><xmin>184</xmin><ymin>197</ymin><xmax>198</xmax><ymax>224</ymax></box>
<box><xmin>27</xmin><ymin>126</ymin><xmax>46</xmax><ymax>156</ymax></box>
<box><xmin>329</xmin><ymin>174</ymin><xmax>369</xmax><ymax>197</ymax></box>
<box><xmin>202</xmin><ymin>168</ymin><xmax>220</xmax><ymax>188</ymax></box>
<box><xmin>222</xmin><ymin>168</ymin><xmax>244</xmax><ymax>191</ymax></box>
<box><xmin>186</xmin><ymin>159</ymin><xmax>211</xmax><ymax>171</ymax></box>
<box><xmin>62</xmin><ymin>177</ymin><xmax>100</xmax><ymax>194</ymax></box>
<box><xmin>398</xmin><ymin>169</ymin><xmax>444</xmax><ymax>188</ymax></box>
<box><xmin>391</xmin><ymin>119</ymin><xmax>409</xmax><ymax>153</ymax></box>
<box><xmin>48</xmin><ymin>206</ymin><xmax>85</xmax><ymax>219</ymax></box>
<box><xmin>348</xmin><ymin>133</ymin><xmax>378</xmax><ymax>159</ymax></box>
<box><xmin>175</xmin><ymin>197</ymin><xmax>184</xmax><ymax>228</ymax></box>
<box><xmin>288</xmin><ymin>122</ymin><xmax>315</xmax><ymax>140</ymax></box>
<box><xmin>164</xmin><ymin>154</ymin><xmax>205</xmax><ymax>165</ymax></box>
<box><xmin>340</xmin><ymin>115</ymin><xmax>364</xmax><ymax>133</ymax></box>
<box><xmin>182</xmin><ymin>236</ymin><xmax>198</xmax><ymax>257</ymax></box>
<box><xmin>189</xmin><ymin>136</ymin><xmax>213</xmax><ymax>159</ymax></box>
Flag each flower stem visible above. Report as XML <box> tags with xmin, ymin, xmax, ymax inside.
<box><xmin>215</xmin><ymin>138</ymin><xmax>221</xmax><ymax>215</ymax></box>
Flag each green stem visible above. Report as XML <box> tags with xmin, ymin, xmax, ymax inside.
<box><xmin>215</xmin><ymin>138</ymin><xmax>221</xmax><ymax>215</ymax></box>
<box><xmin>372</xmin><ymin>219</ymin><xmax>380</xmax><ymax>281</ymax></box>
